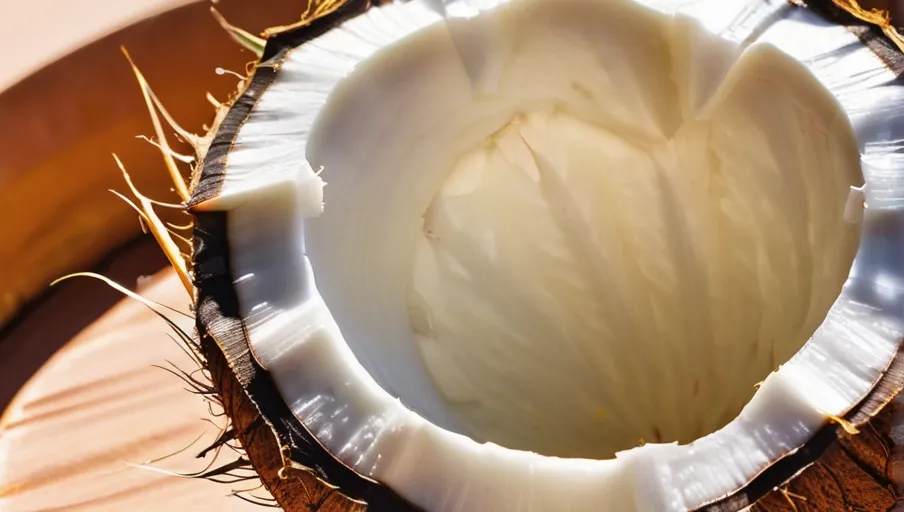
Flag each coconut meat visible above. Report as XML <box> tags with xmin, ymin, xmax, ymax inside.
<box><xmin>408</xmin><ymin>102</ymin><xmax>855</xmax><ymax>460</ymax></box>
<box><xmin>209</xmin><ymin>0</ymin><xmax>904</xmax><ymax>510</ymax></box>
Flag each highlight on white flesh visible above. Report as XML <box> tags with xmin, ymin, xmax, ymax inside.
<box><xmin>202</xmin><ymin>0</ymin><xmax>904</xmax><ymax>510</ymax></box>
<box><xmin>409</xmin><ymin>97</ymin><xmax>855</xmax><ymax>459</ymax></box>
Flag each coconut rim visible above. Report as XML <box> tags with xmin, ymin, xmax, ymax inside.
<box><xmin>186</xmin><ymin>0</ymin><xmax>904</xmax><ymax>510</ymax></box>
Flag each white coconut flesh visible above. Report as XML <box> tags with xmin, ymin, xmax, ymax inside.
<box><xmin>198</xmin><ymin>0</ymin><xmax>904</xmax><ymax>510</ymax></box>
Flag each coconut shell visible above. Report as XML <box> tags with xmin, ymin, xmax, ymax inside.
<box><xmin>7</xmin><ymin>0</ymin><xmax>903</xmax><ymax>509</ymax></box>
<box><xmin>184</xmin><ymin>1</ymin><xmax>904</xmax><ymax>511</ymax></box>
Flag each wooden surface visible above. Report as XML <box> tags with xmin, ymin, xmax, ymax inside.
<box><xmin>0</xmin><ymin>238</ymin><xmax>167</xmax><ymax>426</ymax></box>
<box><xmin>0</xmin><ymin>1</ymin><xmax>307</xmax><ymax>510</ymax></box>
<box><xmin>0</xmin><ymin>268</ymin><xmax>264</xmax><ymax>511</ymax></box>
<box><xmin>0</xmin><ymin>0</ymin><xmax>306</xmax><ymax>329</ymax></box>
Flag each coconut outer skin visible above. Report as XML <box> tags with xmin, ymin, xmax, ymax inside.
<box><xmin>188</xmin><ymin>0</ymin><xmax>904</xmax><ymax>510</ymax></box>
<box><xmin>706</xmin><ymin>346</ymin><xmax>904</xmax><ymax>511</ymax></box>
<box><xmin>198</xmin><ymin>308</ymin><xmax>368</xmax><ymax>512</ymax></box>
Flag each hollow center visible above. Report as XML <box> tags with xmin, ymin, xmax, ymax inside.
<box><xmin>304</xmin><ymin>0</ymin><xmax>862</xmax><ymax>461</ymax></box>
<box><xmin>407</xmin><ymin>108</ymin><xmax>858</xmax><ymax>459</ymax></box>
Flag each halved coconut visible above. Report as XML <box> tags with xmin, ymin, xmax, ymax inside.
<box><xmin>178</xmin><ymin>0</ymin><xmax>904</xmax><ymax>510</ymax></box>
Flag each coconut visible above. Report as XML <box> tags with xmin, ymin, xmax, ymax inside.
<box><xmin>113</xmin><ymin>0</ymin><xmax>904</xmax><ymax>510</ymax></box>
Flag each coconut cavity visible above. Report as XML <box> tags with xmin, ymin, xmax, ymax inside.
<box><xmin>408</xmin><ymin>107</ymin><xmax>858</xmax><ymax>460</ymax></box>
<box><xmin>290</xmin><ymin>0</ymin><xmax>864</xmax><ymax>462</ymax></box>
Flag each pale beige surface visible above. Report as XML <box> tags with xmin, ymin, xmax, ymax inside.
<box><xmin>0</xmin><ymin>1</ymin><xmax>287</xmax><ymax>510</ymax></box>
<box><xmin>0</xmin><ymin>271</ymin><xmax>262</xmax><ymax>511</ymax></box>
<box><xmin>0</xmin><ymin>0</ymin><xmax>192</xmax><ymax>90</ymax></box>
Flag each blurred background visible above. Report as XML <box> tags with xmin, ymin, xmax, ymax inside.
<box><xmin>0</xmin><ymin>1</ymin><xmax>303</xmax><ymax>510</ymax></box>
<box><xmin>0</xmin><ymin>0</ymin><xmax>903</xmax><ymax>511</ymax></box>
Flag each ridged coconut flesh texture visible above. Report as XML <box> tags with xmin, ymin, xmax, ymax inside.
<box><xmin>192</xmin><ymin>0</ymin><xmax>904</xmax><ymax>510</ymax></box>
